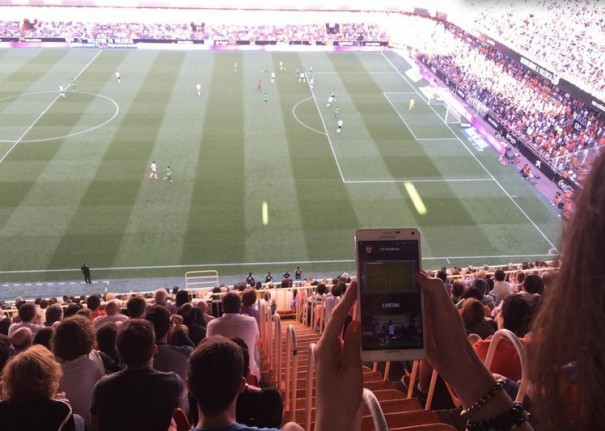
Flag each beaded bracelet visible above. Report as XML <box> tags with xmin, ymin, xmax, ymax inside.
<box><xmin>467</xmin><ymin>402</ymin><xmax>530</xmax><ymax>431</ymax></box>
<box><xmin>460</xmin><ymin>379</ymin><xmax>506</xmax><ymax>421</ymax></box>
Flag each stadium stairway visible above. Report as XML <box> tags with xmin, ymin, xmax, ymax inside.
<box><xmin>261</xmin><ymin>316</ymin><xmax>459</xmax><ymax>431</ymax></box>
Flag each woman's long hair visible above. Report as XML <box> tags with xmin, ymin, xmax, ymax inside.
<box><xmin>530</xmin><ymin>152</ymin><xmax>605</xmax><ymax>430</ymax></box>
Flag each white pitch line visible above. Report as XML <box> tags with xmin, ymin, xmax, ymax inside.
<box><xmin>291</xmin><ymin>97</ymin><xmax>326</xmax><ymax>136</ymax></box>
<box><xmin>0</xmin><ymin>259</ymin><xmax>356</xmax><ymax>274</ymax></box>
<box><xmin>0</xmin><ymin>50</ymin><xmax>103</xmax><ymax>165</ymax></box>
<box><xmin>384</xmin><ymin>91</ymin><xmax>421</xmax><ymax>95</ymax></box>
<box><xmin>344</xmin><ymin>178</ymin><xmax>493</xmax><ymax>184</ymax></box>
<box><xmin>383</xmin><ymin>92</ymin><xmax>419</xmax><ymax>140</ymax></box>
<box><xmin>304</xmin><ymin>73</ymin><xmax>346</xmax><ymax>183</ymax></box>
<box><xmin>416</xmin><ymin>138</ymin><xmax>459</xmax><ymax>141</ymax></box>
<box><xmin>313</xmin><ymin>72</ymin><xmax>400</xmax><ymax>75</ymax></box>
<box><xmin>383</xmin><ymin>93</ymin><xmax>472</xmax><ymax>144</ymax></box>
<box><xmin>0</xmin><ymin>251</ymin><xmax>558</xmax><ymax>275</ymax></box>
<box><xmin>381</xmin><ymin>52</ymin><xmax>558</xmax><ymax>251</ymax></box>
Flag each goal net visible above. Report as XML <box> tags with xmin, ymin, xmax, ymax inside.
<box><xmin>426</xmin><ymin>87</ymin><xmax>462</xmax><ymax>124</ymax></box>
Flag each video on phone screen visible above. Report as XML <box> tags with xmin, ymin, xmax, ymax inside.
<box><xmin>358</xmin><ymin>240</ymin><xmax>423</xmax><ymax>350</ymax></box>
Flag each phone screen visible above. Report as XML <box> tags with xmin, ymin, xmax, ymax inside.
<box><xmin>357</xmin><ymin>239</ymin><xmax>423</xmax><ymax>351</ymax></box>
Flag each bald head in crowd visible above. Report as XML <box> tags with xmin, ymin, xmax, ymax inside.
<box><xmin>104</xmin><ymin>300</ymin><xmax>122</xmax><ymax>316</ymax></box>
<box><xmin>10</xmin><ymin>327</ymin><xmax>33</xmax><ymax>353</ymax></box>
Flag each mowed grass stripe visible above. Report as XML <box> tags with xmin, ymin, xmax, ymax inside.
<box><xmin>0</xmin><ymin>49</ymin><xmax>71</xmax><ymax>90</ymax></box>
<box><xmin>114</xmin><ymin>51</ymin><xmax>215</xmax><ymax>266</ymax></box>
<box><xmin>48</xmin><ymin>51</ymin><xmax>184</xmax><ymax>269</ymax></box>
<box><xmin>239</xmin><ymin>53</ymin><xmax>309</xmax><ymax>263</ymax></box>
<box><xmin>279</xmin><ymin>52</ymin><xmax>361</xmax><ymax>260</ymax></box>
<box><xmin>182</xmin><ymin>52</ymin><xmax>247</xmax><ymax>265</ymax></box>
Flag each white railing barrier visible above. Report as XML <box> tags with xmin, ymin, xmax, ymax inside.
<box><xmin>305</xmin><ymin>342</ymin><xmax>316</xmax><ymax>431</ymax></box>
<box><xmin>360</xmin><ymin>388</ymin><xmax>388</xmax><ymax>431</ymax></box>
<box><xmin>273</xmin><ymin>313</ymin><xmax>282</xmax><ymax>383</ymax></box>
<box><xmin>284</xmin><ymin>324</ymin><xmax>299</xmax><ymax>421</ymax></box>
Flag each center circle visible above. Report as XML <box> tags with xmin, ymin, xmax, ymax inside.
<box><xmin>0</xmin><ymin>91</ymin><xmax>119</xmax><ymax>143</ymax></box>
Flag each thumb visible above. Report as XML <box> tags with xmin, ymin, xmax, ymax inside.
<box><xmin>343</xmin><ymin>320</ymin><xmax>362</xmax><ymax>367</ymax></box>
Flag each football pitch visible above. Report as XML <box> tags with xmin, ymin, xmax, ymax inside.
<box><xmin>0</xmin><ymin>48</ymin><xmax>562</xmax><ymax>282</ymax></box>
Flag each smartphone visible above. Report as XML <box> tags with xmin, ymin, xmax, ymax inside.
<box><xmin>355</xmin><ymin>228</ymin><xmax>425</xmax><ymax>362</ymax></box>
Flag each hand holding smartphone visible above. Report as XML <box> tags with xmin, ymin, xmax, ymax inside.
<box><xmin>355</xmin><ymin>228</ymin><xmax>425</xmax><ymax>361</ymax></box>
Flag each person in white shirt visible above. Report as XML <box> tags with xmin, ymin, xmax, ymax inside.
<box><xmin>8</xmin><ymin>303</ymin><xmax>45</xmax><ymax>338</ymax></box>
<box><xmin>53</xmin><ymin>315</ymin><xmax>105</xmax><ymax>425</ymax></box>
<box><xmin>492</xmin><ymin>269</ymin><xmax>513</xmax><ymax>306</ymax></box>
<box><xmin>149</xmin><ymin>160</ymin><xmax>158</xmax><ymax>180</ymax></box>
<box><xmin>206</xmin><ymin>292</ymin><xmax>260</xmax><ymax>382</ymax></box>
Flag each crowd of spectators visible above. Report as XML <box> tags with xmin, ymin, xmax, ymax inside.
<box><xmin>469</xmin><ymin>0</ymin><xmax>605</xmax><ymax>100</ymax></box>
<box><xmin>0</xmin><ymin>20</ymin><xmax>389</xmax><ymax>43</ymax></box>
<box><xmin>415</xmin><ymin>20</ymin><xmax>605</xmax><ymax>182</ymax></box>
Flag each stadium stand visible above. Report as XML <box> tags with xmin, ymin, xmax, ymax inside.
<box><xmin>414</xmin><ymin>19</ymin><xmax>604</xmax><ymax>183</ymax></box>
<box><xmin>470</xmin><ymin>0</ymin><xmax>605</xmax><ymax>100</ymax></box>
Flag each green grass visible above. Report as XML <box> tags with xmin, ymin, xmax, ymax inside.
<box><xmin>0</xmin><ymin>48</ymin><xmax>562</xmax><ymax>281</ymax></box>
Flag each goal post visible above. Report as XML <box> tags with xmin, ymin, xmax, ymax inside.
<box><xmin>428</xmin><ymin>88</ymin><xmax>464</xmax><ymax>124</ymax></box>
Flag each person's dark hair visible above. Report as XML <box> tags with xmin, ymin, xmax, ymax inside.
<box><xmin>472</xmin><ymin>278</ymin><xmax>487</xmax><ymax>295</ymax></box>
<box><xmin>0</xmin><ymin>316</ymin><xmax>11</xmax><ymax>335</ymax></box>
<box><xmin>188</xmin><ymin>335</ymin><xmax>244</xmax><ymax>417</ymax></box>
<box><xmin>331</xmin><ymin>284</ymin><xmax>342</xmax><ymax>297</ymax></box>
<box><xmin>96</xmin><ymin>323</ymin><xmax>118</xmax><ymax>357</ymax></box>
<box><xmin>461</xmin><ymin>298</ymin><xmax>485</xmax><ymax>328</ymax></box>
<box><xmin>33</xmin><ymin>327</ymin><xmax>53</xmax><ymax>349</ymax></box>
<box><xmin>39</xmin><ymin>299</ymin><xmax>49</xmax><ymax>309</ymax></box>
<box><xmin>187</xmin><ymin>307</ymin><xmax>204</xmax><ymax>327</ymax></box>
<box><xmin>175</xmin><ymin>290</ymin><xmax>190</xmax><ymax>307</ymax></box>
<box><xmin>15</xmin><ymin>298</ymin><xmax>26</xmax><ymax>310</ymax></box>
<box><xmin>76</xmin><ymin>308</ymin><xmax>92</xmax><ymax>321</ymax></box>
<box><xmin>18</xmin><ymin>303</ymin><xmax>36</xmax><ymax>323</ymax></box>
<box><xmin>255</xmin><ymin>281</ymin><xmax>262</xmax><ymax>290</ymax></box>
<box><xmin>117</xmin><ymin>319</ymin><xmax>155</xmax><ymax>368</ymax></box>
<box><xmin>501</xmin><ymin>294</ymin><xmax>532</xmax><ymax>337</ymax></box>
<box><xmin>126</xmin><ymin>296</ymin><xmax>147</xmax><ymax>318</ymax></box>
<box><xmin>436</xmin><ymin>270</ymin><xmax>447</xmax><ymax>284</ymax></box>
<box><xmin>64</xmin><ymin>303</ymin><xmax>81</xmax><ymax>318</ymax></box>
<box><xmin>523</xmin><ymin>274</ymin><xmax>544</xmax><ymax>295</ymax></box>
<box><xmin>222</xmin><ymin>292</ymin><xmax>241</xmax><ymax>314</ymax></box>
<box><xmin>451</xmin><ymin>281</ymin><xmax>465</xmax><ymax>299</ymax></box>
<box><xmin>516</xmin><ymin>271</ymin><xmax>526</xmax><ymax>285</ymax></box>
<box><xmin>0</xmin><ymin>334</ymin><xmax>10</xmax><ymax>372</ymax></box>
<box><xmin>494</xmin><ymin>269</ymin><xmax>506</xmax><ymax>282</ymax></box>
<box><xmin>529</xmin><ymin>152</ymin><xmax>605</xmax><ymax>430</ymax></box>
<box><xmin>316</xmin><ymin>284</ymin><xmax>327</xmax><ymax>295</ymax></box>
<box><xmin>86</xmin><ymin>295</ymin><xmax>102</xmax><ymax>311</ymax></box>
<box><xmin>463</xmin><ymin>286</ymin><xmax>484</xmax><ymax>301</ymax></box>
<box><xmin>231</xmin><ymin>337</ymin><xmax>250</xmax><ymax>377</ymax></box>
<box><xmin>51</xmin><ymin>315</ymin><xmax>95</xmax><ymax>361</ymax></box>
<box><xmin>145</xmin><ymin>305</ymin><xmax>171</xmax><ymax>340</ymax></box>
<box><xmin>241</xmin><ymin>289</ymin><xmax>257</xmax><ymax>307</ymax></box>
